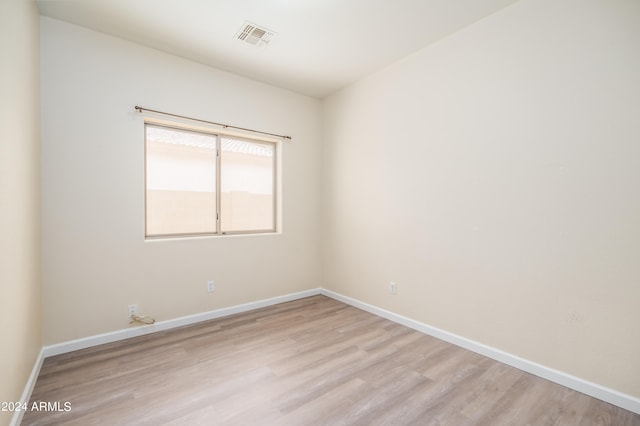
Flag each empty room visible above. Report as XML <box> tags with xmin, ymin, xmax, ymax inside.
<box><xmin>1</xmin><ymin>0</ymin><xmax>639</xmax><ymax>424</ymax></box>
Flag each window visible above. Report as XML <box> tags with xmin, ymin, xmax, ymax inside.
<box><xmin>145</xmin><ymin>123</ymin><xmax>276</xmax><ymax>238</ymax></box>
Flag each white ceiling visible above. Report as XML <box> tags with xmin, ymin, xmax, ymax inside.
<box><xmin>36</xmin><ymin>0</ymin><xmax>519</xmax><ymax>98</ymax></box>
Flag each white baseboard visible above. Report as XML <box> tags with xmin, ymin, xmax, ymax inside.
<box><xmin>33</xmin><ymin>287</ymin><xmax>639</xmax><ymax>416</ymax></box>
<box><xmin>320</xmin><ymin>289</ymin><xmax>640</xmax><ymax>415</ymax></box>
<box><xmin>10</xmin><ymin>348</ymin><xmax>45</xmax><ymax>426</ymax></box>
<box><xmin>43</xmin><ymin>288</ymin><xmax>321</xmax><ymax>358</ymax></box>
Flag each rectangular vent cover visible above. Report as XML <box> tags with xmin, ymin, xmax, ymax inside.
<box><xmin>236</xmin><ymin>21</ymin><xmax>276</xmax><ymax>47</ymax></box>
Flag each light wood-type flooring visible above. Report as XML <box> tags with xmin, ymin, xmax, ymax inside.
<box><xmin>23</xmin><ymin>295</ymin><xmax>640</xmax><ymax>425</ymax></box>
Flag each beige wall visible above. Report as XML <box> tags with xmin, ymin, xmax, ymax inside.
<box><xmin>19</xmin><ymin>0</ymin><xmax>640</xmax><ymax>412</ymax></box>
<box><xmin>0</xmin><ymin>1</ymin><xmax>42</xmax><ymax>424</ymax></box>
<box><xmin>40</xmin><ymin>17</ymin><xmax>322</xmax><ymax>345</ymax></box>
<box><xmin>322</xmin><ymin>0</ymin><xmax>640</xmax><ymax>398</ymax></box>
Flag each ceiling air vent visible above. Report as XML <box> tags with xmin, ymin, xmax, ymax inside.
<box><xmin>236</xmin><ymin>21</ymin><xmax>276</xmax><ymax>47</ymax></box>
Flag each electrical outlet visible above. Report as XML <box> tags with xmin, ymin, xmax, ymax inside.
<box><xmin>389</xmin><ymin>282</ymin><xmax>397</xmax><ymax>295</ymax></box>
<box><xmin>207</xmin><ymin>280</ymin><xmax>215</xmax><ymax>293</ymax></box>
<box><xmin>128</xmin><ymin>304</ymin><xmax>138</xmax><ymax>318</ymax></box>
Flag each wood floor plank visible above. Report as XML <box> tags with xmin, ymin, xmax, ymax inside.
<box><xmin>22</xmin><ymin>295</ymin><xmax>640</xmax><ymax>425</ymax></box>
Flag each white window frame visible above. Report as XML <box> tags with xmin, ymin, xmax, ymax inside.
<box><xmin>144</xmin><ymin>121</ymin><xmax>279</xmax><ymax>239</ymax></box>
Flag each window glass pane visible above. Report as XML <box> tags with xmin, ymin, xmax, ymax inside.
<box><xmin>220</xmin><ymin>137</ymin><xmax>275</xmax><ymax>233</ymax></box>
<box><xmin>145</xmin><ymin>125</ymin><xmax>217</xmax><ymax>236</ymax></box>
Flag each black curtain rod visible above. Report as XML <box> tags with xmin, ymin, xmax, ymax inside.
<box><xmin>134</xmin><ymin>106</ymin><xmax>292</xmax><ymax>141</ymax></box>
